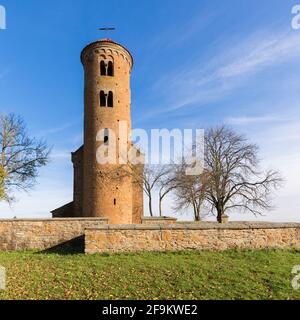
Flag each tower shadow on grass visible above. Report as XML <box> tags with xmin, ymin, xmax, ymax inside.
<box><xmin>38</xmin><ymin>235</ymin><xmax>85</xmax><ymax>255</ymax></box>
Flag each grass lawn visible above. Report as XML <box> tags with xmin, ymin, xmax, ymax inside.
<box><xmin>0</xmin><ymin>249</ymin><xmax>300</xmax><ymax>300</ymax></box>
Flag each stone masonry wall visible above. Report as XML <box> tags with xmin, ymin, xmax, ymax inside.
<box><xmin>85</xmin><ymin>222</ymin><xmax>300</xmax><ymax>254</ymax></box>
<box><xmin>141</xmin><ymin>217</ymin><xmax>178</xmax><ymax>225</ymax></box>
<box><xmin>0</xmin><ymin>218</ymin><xmax>108</xmax><ymax>251</ymax></box>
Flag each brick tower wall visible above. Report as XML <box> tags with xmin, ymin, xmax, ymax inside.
<box><xmin>72</xmin><ymin>146</ymin><xmax>84</xmax><ymax>217</ymax></box>
<box><xmin>81</xmin><ymin>40</ymin><xmax>134</xmax><ymax>224</ymax></box>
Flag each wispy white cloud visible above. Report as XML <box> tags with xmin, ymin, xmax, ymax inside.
<box><xmin>218</xmin><ymin>32</ymin><xmax>300</xmax><ymax>79</ymax></box>
<box><xmin>150</xmin><ymin>12</ymin><xmax>217</xmax><ymax>50</ymax></box>
<box><xmin>138</xmin><ymin>8</ymin><xmax>219</xmax><ymax>62</ymax></box>
<box><xmin>50</xmin><ymin>149</ymin><xmax>71</xmax><ymax>161</ymax></box>
<box><xmin>143</xmin><ymin>29</ymin><xmax>300</xmax><ymax>119</ymax></box>
<box><xmin>225</xmin><ymin>114</ymin><xmax>287</xmax><ymax>125</ymax></box>
<box><xmin>258</xmin><ymin>119</ymin><xmax>300</xmax><ymax>145</ymax></box>
<box><xmin>36</xmin><ymin>118</ymin><xmax>82</xmax><ymax>137</ymax></box>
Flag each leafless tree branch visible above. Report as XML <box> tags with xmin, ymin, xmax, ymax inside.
<box><xmin>0</xmin><ymin>113</ymin><xmax>50</xmax><ymax>202</ymax></box>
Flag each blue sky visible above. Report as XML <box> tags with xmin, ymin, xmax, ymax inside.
<box><xmin>0</xmin><ymin>0</ymin><xmax>300</xmax><ymax>221</ymax></box>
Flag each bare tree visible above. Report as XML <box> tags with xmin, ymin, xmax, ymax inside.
<box><xmin>0</xmin><ymin>164</ymin><xmax>6</xmax><ymax>200</ymax></box>
<box><xmin>157</xmin><ymin>165</ymin><xmax>177</xmax><ymax>217</ymax></box>
<box><xmin>0</xmin><ymin>114</ymin><xmax>50</xmax><ymax>202</ymax></box>
<box><xmin>204</xmin><ymin>125</ymin><xmax>283</xmax><ymax>222</ymax></box>
<box><xmin>133</xmin><ymin>164</ymin><xmax>169</xmax><ymax>217</ymax></box>
<box><xmin>173</xmin><ymin>162</ymin><xmax>209</xmax><ymax>221</ymax></box>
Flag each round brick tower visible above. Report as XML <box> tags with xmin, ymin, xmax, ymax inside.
<box><xmin>80</xmin><ymin>39</ymin><xmax>134</xmax><ymax>224</ymax></box>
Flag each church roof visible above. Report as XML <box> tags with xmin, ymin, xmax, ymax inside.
<box><xmin>80</xmin><ymin>38</ymin><xmax>134</xmax><ymax>67</ymax></box>
<box><xmin>72</xmin><ymin>145</ymin><xmax>83</xmax><ymax>155</ymax></box>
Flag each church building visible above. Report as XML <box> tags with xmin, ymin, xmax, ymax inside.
<box><xmin>51</xmin><ymin>38</ymin><xmax>144</xmax><ymax>224</ymax></box>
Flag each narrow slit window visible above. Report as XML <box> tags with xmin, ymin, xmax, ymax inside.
<box><xmin>100</xmin><ymin>61</ymin><xmax>106</xmax><ymax>76</ymax></box>
<box><xmin>107</xmin><ymin>61</ymin><xmax>114</xmax><ymax>76</ymax></box>
<box><xmin>114</xmin><ymin>199</ymin><xmax>116</xmax><ymax>205</ymax></box>
<box><xmin>100</xmin><ymin>91</ymin><xmax>106</xmax><ymax>107</ymax></box>
<box><xmin>104</xmin><ymin>128</ymin><xmax>109</xmax><ymax>145</ymax></box>
<box><xmin>108</xmin><ymin>91</ymin><xmax>113</xmax><ymax>108</ymax></box>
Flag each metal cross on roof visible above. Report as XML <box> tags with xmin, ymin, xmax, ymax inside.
<box><xmin>98</xmin><ymin>27</ymin><xmax>116</xmax><ymax>32</ymax></box>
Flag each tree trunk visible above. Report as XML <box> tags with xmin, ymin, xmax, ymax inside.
<box><xmin>159</xmin><ymin>198</ymin><xmax>163</xmax><ymax>217</ymax></box>
<box><xmin>217</xmin><ymin>207</ymin><xmax>223</xmax><ymax>223</ymax></box>
<box><xmin>148</xmin><ymin>196</ymin><xmax>153</xmax><ymax>217</ymax></box>
<box><xmin>192</xmin><ymin>201</ymin><xmax>201</xmax><ymax>221</ymax></box>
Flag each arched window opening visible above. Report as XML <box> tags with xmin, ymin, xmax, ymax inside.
<box><xmin>114</xmin><ymin>199</ymin><xmax>116</xmax><ymax>205</ymax></box>
<box><xmin>100</xmin><ymin>91</ymin><xmax>106</xmax><ymax>107</ymax></box>
<box><xmin>100</xmin><ymin>61</ymin><xmax>106</xmax><ymax>76</ymax></box>
<box><xmin>104</xmin><ymin>128</ymin><xmax>109</xmax><ymax>145</ymax></box>
<box><xmin>107</xmin><ymin>61</ymin><xmax>114</xmax><ymax>76</ymax></box>
<box><xmin>108</xmin><ymin>91</ymin><xmax>113</xmax><ymax>108</ymax></box>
